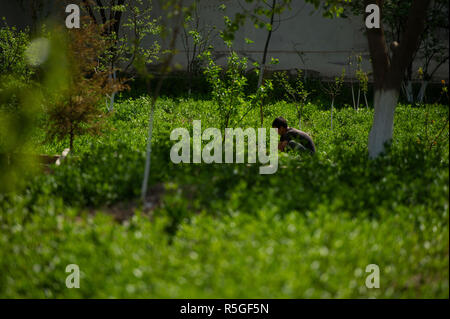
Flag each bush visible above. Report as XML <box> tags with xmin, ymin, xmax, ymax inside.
<box><xmin>0</xmin><ymin>20</ymin><xmax>33</xmax><ymax>79</ymax></box>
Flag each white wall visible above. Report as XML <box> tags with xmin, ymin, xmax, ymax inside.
<box><xmin>1</xmin><ymin>0</ymin><xmax>448</xmax><ymax>81</ymax></box>
<box><xmin>172</xmin><ymin>0</ymin><xmax>373</xmax><ymax>79</ymax></box>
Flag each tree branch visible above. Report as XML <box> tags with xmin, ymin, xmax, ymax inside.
<box><xmin>364</xmin><ymin>0</ymin><xmax>390</xmax><ymax>89</ymax></box>
<box><xmin>389</xmin><ymin>0</ymin><xmax>431</xmax><ymax>89</ymax></box>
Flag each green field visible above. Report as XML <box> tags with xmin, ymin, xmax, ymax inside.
<box><xmin>1</xmin><ymin>97</ymin><xmax>448</xmax><ymax>298</ymax></box>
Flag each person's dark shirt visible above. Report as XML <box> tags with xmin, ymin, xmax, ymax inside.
<box><xmin>280</xmin><ymin>127</ymin><xmax>316</xmax><ymax>154</ymax></box>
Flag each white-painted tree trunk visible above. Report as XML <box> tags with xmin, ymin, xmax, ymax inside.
<box><xmin>368</xmin><ymin>89</ymin><xmax>399</xmax><ymax>158</ymax></box>
<box><xmin>351</xmin><ymin>83</ymin><xmax>356</xmax><ymax>110</ymax></box>
<box><xmin>257</xmin><ymin>63</ymin><xmax>265</xmax><ymax>90</ymax></box>
<box><xmin>108</xmin><ymin>91</ymin><xmax>116</xmax><ymax>112</ymax></box>
<box><xmin>330</xmin><ymin>98</ymin><xmax>334</xmax><ymax>130</ymax></box>
<box><xmin>140</xmin><ymin>102</ymin><xmax>155</xmax><ymax>205</ymax></box>
<box><xmin>298</xmin><ymin>108</ymin><xmax>301</xmax><ymax>130</ymax></box>
<box><xmin>357</xmin><ymin>87</ymin><xmax>361</xmax><ymax>110</ymax></box>
<box><xmin>108</xmin><ymin>70</ymin><xmax>117</xmax><ymax>112</ymax></box>
<box><xmin>417</xmin><ymin>80</ymin><xmax>428</xmax><ymax>103</ymax></box>
<box><xmin>403</xmin><ymin>81</ymin><xmax>414</xmax><ymax>104</ymax></box>
<box><xmin>257</xmin><ymin>63</ymin><xmax>266</xmax><ymax>127</ymax></box>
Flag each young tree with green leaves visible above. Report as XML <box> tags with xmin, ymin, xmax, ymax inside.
<box><xmin>221</xmin><ymin>0</ymin><xmax>349</xmax><ymax>127</ymax></box>
<box><xmin>135</xmin><ymin>0</ymin><xmax>189</xmax><ymax>206</ymax></box>
<box><xmin>121</xmin><ymin>0</ymin><xmax>162</xmax><ymax>74</ymax></box>
<box><xmin>0</xmin><ymin>22</ymin><xmax>36</xmax><ymax>193</ymax></box>
<box><xmin>353</xmin><ymin>53</ymin><xmax>369</xmax><ymax>110</ymax></box>
<box><xmin>221</xmin><ymin>0</ymin><xmax>295</xmax><ymax>127</ymax></box>
<box><xmin>80</xmin><ymin>0</ymin><xmax>127</xmax><ymax>111</ymax></box>
<box><xmin>80</xmin><ymin>0</ymin><xmax>161</xmax><ymax>111</ymax></box>
<box><xmin>274</xmin><ymin>70</ymin><xmax>310</xmax><ymax>130</ymax></box>
<box><xmin>416</xmin><ymin>0</ymin><xmax>449</xmax><ymax>103</ymax></box>
<box><xmin>349</xmin><ymin>0</ymin><xmax>448</xmax><ymax>105</ymax></box>
<box><xmin>0</xmin><ymin>19</ymin><xmax>33</xmax><ymax>82</ymax></box>
<box><xmin>181</xmin><ymin>0</ymin><xmax>218</xmax><ymax>95</ymax></box>
<box><xmin>202</xmin><ymin>49</ymin><xmax>250</xmax><ymax>133</ymax></box>
<box><xmin>322</xmin><ymin>68</ymin><xmax>345</xmax><ymax>130</ymax></box>
<box><xmin>46</xmin><ymin>19</ymin><xmax>125</xmax><ymax>151</ymax></box>
<box><xmin>355</xmin><ymin>57</ymin><xmax>370</xmax><ymax>110</ymax></box>
<box><xmin>17</xmin><ymin>0</ymin><xmax>50</xmax><ymax>33</ymax></box>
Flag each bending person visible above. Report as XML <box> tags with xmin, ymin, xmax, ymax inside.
<box><xmin>272</xmin><ymin>117</ymin><xmax>316</xmax><ymax>155</ymax></box>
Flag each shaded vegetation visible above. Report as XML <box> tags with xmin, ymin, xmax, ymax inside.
<box><xmin>1</xmin><ymin>98</ymin><xmax>448</xmax><ymax>298</ymax></box>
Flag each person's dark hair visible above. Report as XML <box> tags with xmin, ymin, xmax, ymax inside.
<box><xmin>272</xmin><ymin>117</ymin><xmax>288</xmax><ymax>129</ymax></box>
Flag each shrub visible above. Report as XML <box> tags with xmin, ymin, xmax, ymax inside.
<box><xmin>202</xmin><ymin>50</ymin><xmax>250</xmax><ymax>131</ymax></box>
<box><xmin>0</xmin><ymin>19</ymin><xmax>33</xmax><ymax>79</ymax></box>
<box><xmin>45</xmin><ymin>20</ymin><xmax>126</xmax><ymax>151</ymax></box>
<box><xmin>0</xmin><ymin>99</ymin><xmax>448</xmax><ymax>298</ymax></box>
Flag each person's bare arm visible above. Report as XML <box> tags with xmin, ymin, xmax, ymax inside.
<box><xmin>278</xmin><ymin>140</ymin><xmax>288</xmax><ymax>151</ymax></box>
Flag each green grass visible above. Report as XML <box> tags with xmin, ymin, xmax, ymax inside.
<box><xmin>0</xmin><ymin>97</ymin><xmax>448</xmax><ymax>298</ymax></box>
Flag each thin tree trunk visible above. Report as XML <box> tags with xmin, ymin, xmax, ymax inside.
<box><xmin>368</xmin><ymin>89</ymin><xmax>399</xmax><ymax>158</ymax></box>
<box><xmin>69</xmin><ymin>130</ymin><xmax>74</xmax><ymax>151</ymax></box>
<box><xmin>257</xmin><ymin>0</ymin><xmax>276</xmax><ymax>127</ymax></box>
<box><xmin>351</xmin><ymin>83</ymin><xmax>356</xmax><ymax>110</ymax></box>
<box><xmin>108</xmin><ymin>69</ymin><xmax>117</xmax><ymax>112</ymax></box>
<box><xmin>188</xmin><ymin>71</ymin><xmax>193</xmax><ymax>96</ymax></box>
<box><xmin>404</xmin><ymin>80</ymin><xmax>414</xmax><ymax>104</ymax></box>
<box><xmin>429</xmin><ymin>119</ymin><xmax>449</xmax><ymax>150</ymax></box>
<box><xmin>141</xmin><ymin>99</ymin><xmax>155</xmax><ymax>205</ymax></box>
<box><xmin>356</xmin><ymin>85</ymin><xmax>361</xmax><ymax>110</ymax></box>
<box><xmin>330</xmin><ymin>98</ymin><xmax>334</xmax><ymax>130</ymax></box>
<box><xmin>141</xmin><ymin>2</ymin><xmax>183</xmax><ymax>205</ymax></box>
<box><xmin>109</xmin><ymin>91</ymin><xmax>116</xmax><ymax>112</ymax></box>
<box><xmin>417</xmin><ymin>80</ymin><xmax>428</xmax><ymax>103</ymax></box>
<box><xmin>364</xmin><ymin>92</ymin><xmax>369</xmax><ymax>109</ymax></box>
<box><xmin>298</xmin><ymin>107</ymin><xmax>301</xmax><ymax>130</ymax></box>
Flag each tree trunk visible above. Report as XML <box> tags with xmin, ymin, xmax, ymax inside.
<box><xmin>364</xmin><ymin>92</ymin><xmax>369</xmax><ymax>109</ymax></box>
<box><xmin>188</xmin><ymin>70</ymin><xmax>193</xmax><ymax>96</ymax></box>
<box><xmin>417</xmin><ymin>80</ymin><xmax>428</xmax><ymax>103</ymax></box>
<box><xmin>330</xmin><ymin>98</ymin><xmax>334</xmax><ymax>130</ymax></box>
<box><xmin>368</xmin><ymin>89</ymin><xmax>399</xmax><ymax>158</ymax></box>
<box><xmin>141</xmin><ymin>101</ymin><xmax>155</xmax><ymax>204</ymax></box>
<box><xmin>69</xmin><ymin>129</ymin><xmax>74</xmax><ymax>151</ymax></box>
<box><xmin>257</xmin><ymin>0</ymin><xmax>276</xmax><ymax>127</ymax></box>
<box><xmin>351</xmin><ymin>83</ymin><xmax>356</xmax><ymax>110</ymax></box>
<box><xmin>364</xmin><ymin>0</ymin><xmax>431</xmax><ymax>158</ymax></box>
<box><xmin>356</xmin><ymin>85</ymin><xmax>361</xmax><ymax>110</ymax></box>
<box><xmin>403</xmin><ymin>80</ymin><xmax>414</xmax><ymax>104</ymax></box>
<box><xmin>140</xmin><ymin>3</ymin><xmax>183</xmax><ymax>205</ymax></box>
<box><xmin>108</xmin><ymin>70</ymin><xmax>117</xmax><ymax>112</ymax></box>
<box><xmin>298</xmin><ymin>107</ymin><xmax>301</xmax><ymax>130</ymax></box>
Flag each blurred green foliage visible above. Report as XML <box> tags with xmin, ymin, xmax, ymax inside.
<box><xmin>0</xmin><ymin>19</ymin><xmax>33</xmax><ymax>80</ymax></box>
<box><xmin>202</xmin><ymin>50</ymin><xmax>251</xmax><ymax>131</ymax></box>
<box><xmin>274</xmin><ymin>70</ymin><xmax>311</xmax><ymax>129</ymax></box>
<box><xmin>0</xmin><ymin>20</ymin><xmax>39</xmax><ymax>192</ymax></box>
